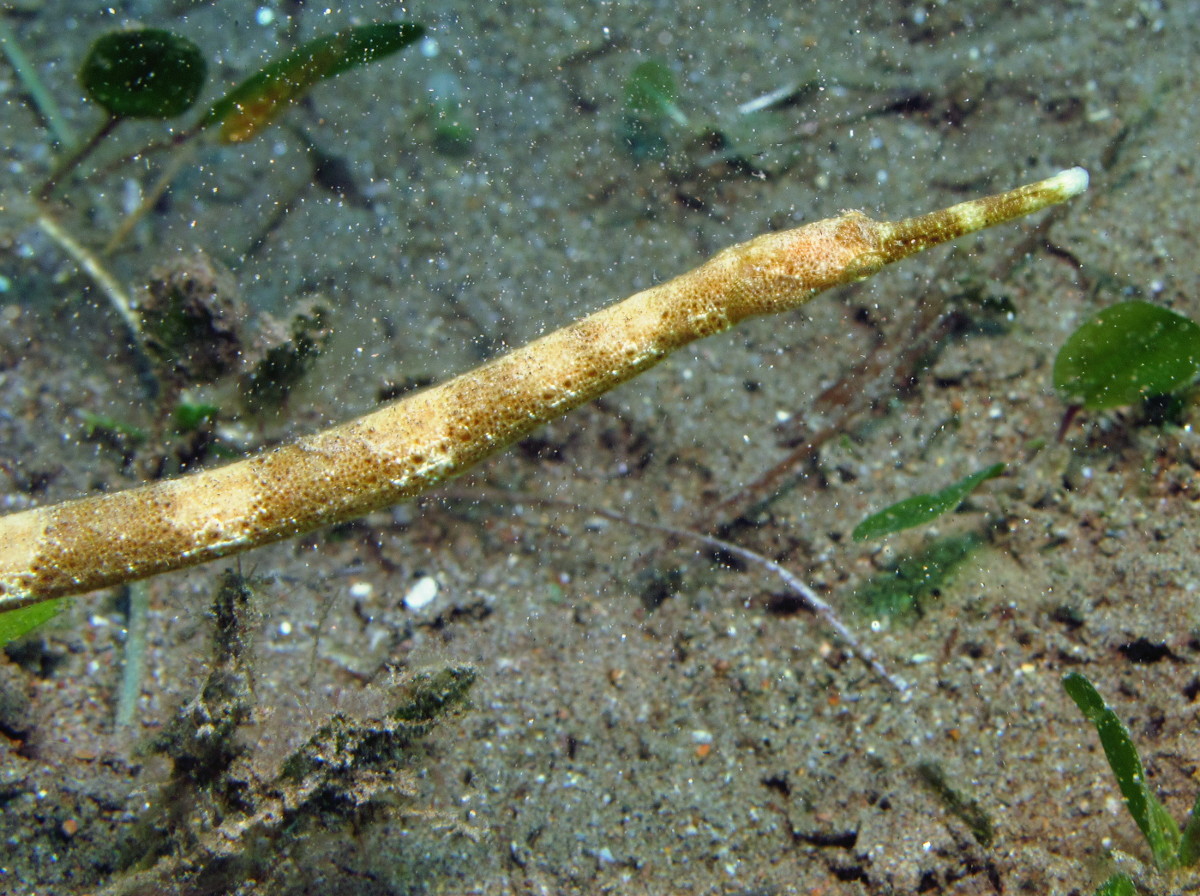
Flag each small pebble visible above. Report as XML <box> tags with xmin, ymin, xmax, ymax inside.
<box><xmin>404</xmin><ymin>576</ymin><xmax>439</xmax><ymax>611</ymax></box>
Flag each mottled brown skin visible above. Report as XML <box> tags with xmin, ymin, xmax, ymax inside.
<box><xmin>0</xmin><ymin>169</ymin><xmax>1087</xmax><ymax>610</ymax></box>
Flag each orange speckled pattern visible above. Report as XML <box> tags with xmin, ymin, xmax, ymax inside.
<box><xmin>0</xmin><ymin>169</ymin><xmax>1087</xmax><ymax>610</ymax></box>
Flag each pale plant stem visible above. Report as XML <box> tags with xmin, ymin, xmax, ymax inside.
<box><xmin>114</xmin><ymin>582</ymin><xmax>150</xmax><ymax>727</ymax></box>
<box><xmin>448</xmin><ymin>488</ymin><xmax>909</xmax><ymax>692</ymax></box>
<box><xmin>0</xmin><ymin>18</ymin><xmax>74</xmax><ymax>148</ymax></box>
<box><xmin>103</xmin><ymin>139</ymin><xmax>198</xmax><ymax>255</ymax></box>
<box><xmin>33</xmin><ymin>207</ymin><xmax>149</xmax><ymax>353</ymax></box>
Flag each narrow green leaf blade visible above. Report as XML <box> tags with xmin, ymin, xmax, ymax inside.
<box><xmin>1054</xmin><ymin>301</ymin><xmax>1200</xmax><ymax>410</ymax></box>
<box><xmin>205</xmin><ymin>22</ymin><xmax>424</xmax><ymax>143</ymax></box>
<box><xmin>852</xmin><ymin>463</ymin><xmax>1004</xmax><ymax>541</ymax></box>
<box><xmin>1063</xmin><ymin>669</ymin><xmax>1108</xmax><ymax>721</ymax></box>
<box><xmin>1063</xmin><ymin>672</ymin><xmax>1182</xmax><ymax>869</ymax></box>
<box><xmin>624</xmin><ymin>60</ymin><xmax>688</xmax><ymax>127</ymax></box>
<box><xmin>1093</xmin><ymin>873</ymin><xmax>1136</xmax><ymax>896</ymax></box>
<box><xmin>1178</xmin><ymin>790</ymin><xmax>1200</xmax><ymax>866</ymax></box>
<box><xmin>0</xmin><ymin>599</ymin><xmax>63</xmax><ymax>645</ymax></box>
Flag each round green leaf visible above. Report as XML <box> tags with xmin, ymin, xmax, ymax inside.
<box><xmin>80</xmin><ymin>28</ymin><xmax>206</xmax><ymax>119</ymax></box>
<box><xmin>1053</xmin><ymin>300</ymin><xmax>1200</xmax><ymax>410</ymax></box>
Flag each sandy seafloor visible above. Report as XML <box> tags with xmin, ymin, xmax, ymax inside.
<box><xmin>1</xmin><ymin>1</ymin><xmax>1199</xmax><ymax>893</ymax></box>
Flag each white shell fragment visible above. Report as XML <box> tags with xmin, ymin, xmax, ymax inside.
<box><xmin>403</xmin><ymin>575</ymin><xmax>440</xmax><ymax>611</ymax></box>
